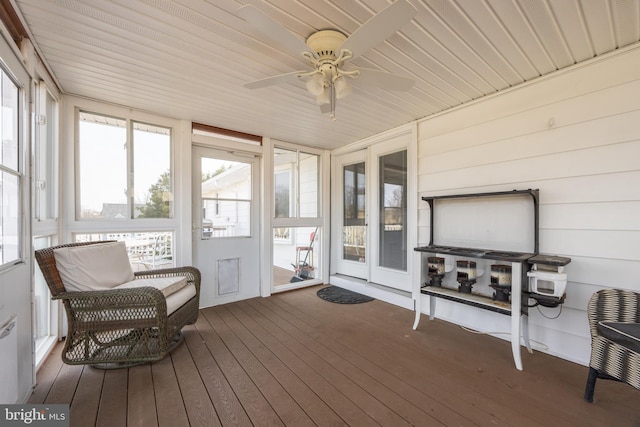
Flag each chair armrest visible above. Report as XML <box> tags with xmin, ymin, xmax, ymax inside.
<box><xmin>55</xmin><ymin>287</ymin><xmax>168</xmax><ymax>329</ymax></box>
<box><xmin>597</xmin><ymin>321</ymin><xmax>640</xmax><ymax>353</ymax></box>
<box><xmin>134</xmin><ymin>266</ymin><xmax>201</xmax><ymax>295</ymax></box>
<box><xmin>587</xmin><ymin>289</ymin><xmax>640</xmax><ymax>337</ymax></box>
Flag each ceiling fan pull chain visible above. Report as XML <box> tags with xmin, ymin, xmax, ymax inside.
<box><xmin>330</xmin><ymin>83</ymin><xmax>336</xmax><ymax>121</ymax></box>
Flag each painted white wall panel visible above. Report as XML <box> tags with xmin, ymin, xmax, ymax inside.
<box><xmin>540</xmin><ymin>229</ymin><xmax>640</xmax><ymax>261</ymax></box>
<box><xmin>418</xmin><ymin>141</ymin><xmax>640</xmax><ymax>193</ymax></box>
<box><xmin>421</xmin><ymin>80</ymin><xmax>640</xmax><ymax>157</ymax></box>
<box><xmin>422</xmin><ymin>111</ymin><xmax>640</xmax><ymax>175</ymax></box>
<box><xmin>416</xmin><ymin>48</ymin><xmax>640</xmax><ymax>366</ymax></box>
<box><xmin>565</xmin><ymin>257</ymin><xmax>640</xmax><ymax>289</ymax></box>
<box><xmin>531</xmin><ymin>172</ymin><xmax>640</xmax><ymax>204</ymax></box>
<box><xmin>540</xmin><ymin>202</ymin><xmax>640</xmax><ymax>230</ymax></box>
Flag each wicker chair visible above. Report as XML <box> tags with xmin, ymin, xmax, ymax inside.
<box><xmin>584</xmin><ymin>288</ymin><xmax>640</xmax><ymax>402</ymax></box>
<box><xmin>35</xmin><ymin>241</ymin><xmax>201</xmax><ymax>368</ymax></box>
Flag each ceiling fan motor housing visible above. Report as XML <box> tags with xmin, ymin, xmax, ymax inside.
<box><xmin>306</xmin><ymin>30</ymin><xmax>347</xmax><ymax>60</ymax></box>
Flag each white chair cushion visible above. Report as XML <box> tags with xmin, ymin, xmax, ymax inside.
<box><xmin>115</xmin><ymin>276</ymin><xmax>188</xmax><ymax>297</ymax></box>
<box><xmin>53</xmin><ymin>242</ymin><xmax>135</xmax><ymax>292</ymax></box>
<box><xmin>166</xmin><ymin>284</ymin><xmax>197</xmax><ymax>315</ymax></box>
<box><xmin>114</xmin><ymin>277</ymin><xmax>194</xmax><ymax>315</ymax></box>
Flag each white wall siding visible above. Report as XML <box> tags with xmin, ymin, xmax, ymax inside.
<box><xmin>416</xmin><ymin>47</ymin><xmax>640</xmax><ymax>366</ymax></box>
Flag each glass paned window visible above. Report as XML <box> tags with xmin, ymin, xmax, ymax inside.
<box><xmin>78</xmin><ymin>112</ymin><xmax>173</xmax><ymax>220</ymax></box>
<box><xmin>1</xmin><ymin>72</ymin><xmax>18</xmax><ymax>170</ymax></box>
<box><xmin>133</xmin><ymin>122</ymin><xmax>172</xmax><ymax>218</ymax></box>
<box><xmin>378</xmin><ymin>150</ymin><xmax>407</xmax><ymax>271</ymax></box>
<box><xmin>33</xmin><ymin>236</ymin><xmax>52</xmax><ymax>343</ymax></box>
<box><xmin>201</xmin><ymin>157</ymin><xmax>252</xmax><ymax>238</ymax></box>
<box><xmin>78</xmin><ymin>112</ymin><xmax>127</xmax><ymax>218</ymax></box>
<box><xmin>0</xmin><ymin>69</ymin><xmax>20</xmax><ymax>266</ymax></box>
<box><xmin>274</xmin><ymin>147</ymin><xmax>295</xmax><ymax>218</ymax></box>
<box><xmin>273</xmin><ymin>147</ymin><xmax>320</xmax><ymax>219</ymax></box>
<box><xmin>0</xmin><ymin>172</ymin><xmax>19</xmax><ymax>264</ymax></box>
<box><xmin>75</xmin><ymin>231</ymin><xmax>174</xmax><ymax>271</ymax></box>
<box><xmin>273</xmin><ymin>226</ymin><xmax>320</xmax><ymax>286</ymax></box>
<box><xmin>343</xmin><ymin>162</ymin><xmax>366</xmax><ymax>262</ymax></box>
<box><xmin>299</xmin><ymin>152</ymin><xmax>319</xmax><ymax>218</ymax></box>
<box><xmin>274</xmin><ymin>170</ymin><xmax>291</xmax><ymax>218</ymax></box>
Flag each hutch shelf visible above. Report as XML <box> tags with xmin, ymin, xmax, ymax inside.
<box><xmin>413</xmin><ymin>189</ymin><xmax>539</xmax><ymax>371</ymax></box>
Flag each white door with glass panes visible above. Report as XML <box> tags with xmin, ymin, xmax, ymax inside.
<box><xmin>192</xmin><ymin>146</ymin><xmax>260</xmax><ymax>307</ymax></box>
<box><xmin>369</xmin><ymin>138</ymin><xmax>412</xmax><ymax>290</ymax></box>
<box><xmin>333</xmin><ymin>150</ymin><xmax>369</xmax><ymax>279</ymax></box>
<box><xmin>333</xmin><ymin>132</ymin><xmax>413</xmax><ymax>291</ymax></box>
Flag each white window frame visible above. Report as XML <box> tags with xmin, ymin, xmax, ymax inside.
<box><xmin>271</xmin><ymin>141</ymin><xmax>326</xmax><ymax>292</ymax></box>
<box><xmin>32</xmin><ymin>79</ymin><xmax>61</xmax><ymax>368</ymax></box>
<box><xmin>62</xmin><ymin>97</ymin><xmax>189</xmax><ymax>265</ymax></box>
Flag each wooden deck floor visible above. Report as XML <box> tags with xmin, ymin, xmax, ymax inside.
<box><xmin>30</xmin><ymin>285</ymin><xmax>640</xmax><ymax>426</ymax></box>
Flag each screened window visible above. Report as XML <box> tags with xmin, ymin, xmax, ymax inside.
<box><xmin>273</xmin><ymin>147</ymin><xmax>319</xmax><ymax>219</ymax></box>
<box><xmin>78</xmin><ymin>112</ymin><xmax>172</xmax><ymax>219</ymax></box>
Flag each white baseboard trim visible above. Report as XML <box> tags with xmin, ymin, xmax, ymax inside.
<box><xmin>329</xmin><ymin>274</ymin><xmax>414</xmax><ymax>310</ymax></box>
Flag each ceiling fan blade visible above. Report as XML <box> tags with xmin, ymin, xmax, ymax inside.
<box><xmin>237</xmin><ymin>5</ymin><xmax>314</xmax><ymax>58</ymax></box>
<box><xmin>244</xmin><ymin>71</ymin><xmax>305</xmax><ymax>89</ymax></box>
<box><xmin>320</xmin><ymin>103</ymin><xmax>332</xmax><ymax>114</ymax></box>
<box><xmin>353</xmin><ymin>68</ymin><xmax>415</xmax><ymax>91</ymax></box>
<box><xmin>337</xmin><ymin>0</ymin><xmax>416</xmax><ymax>60</ymax></box>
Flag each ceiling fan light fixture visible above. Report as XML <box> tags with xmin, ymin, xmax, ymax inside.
<box><xmin>334</xmin><ymin>75</ymin><xmax>351</xmax><ymax>99</ymax></box>
<box><xmin>305</xmin><ymin>72</ymin><xmax>326</xmax><ymax>95</ymax></box>
<box><xmin>315</xmin><ymin>88</ymin><xmax>330</xmax><ymax>105</ymax></box>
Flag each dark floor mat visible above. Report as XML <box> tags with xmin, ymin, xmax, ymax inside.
<box><xmin>316</xmin><ymin>286</ymin><xmax>374</xmax><ymax>304</ymax></box>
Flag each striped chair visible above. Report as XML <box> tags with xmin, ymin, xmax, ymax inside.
<box><xmin>584</xmin><ymin>288</ymin><xmax>640</xmax><ymax>402</ymax></box>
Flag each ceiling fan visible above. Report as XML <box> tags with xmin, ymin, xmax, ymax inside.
<box><xmin>238</xmin><ymin>0</ymin><xmax>417</xmax><ymax>120</ymax></box>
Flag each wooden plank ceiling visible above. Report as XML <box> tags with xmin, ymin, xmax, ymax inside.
<box><xmin>12</xmin><ymin>0</ymin><xmax>640</xmax><ymax>149</ymax></box>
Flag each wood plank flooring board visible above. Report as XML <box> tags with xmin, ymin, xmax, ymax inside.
<box><xmin>28</xmin><ymin>344</ymin><xmax>64</xmax><ymax>404</ymax></box>
<box><xmin>213</xmin><ymin>304</ymin><xmax>379</xmax><ymax>427</ymax></box>
<box><xmin>272</xmin><ymin>290</ymin><xmax>549</xmax><ymax>427</ymax></box>
<box><xmin>127</xmin><ymin>364</ymin><xmax>159</xmax><ymax>427</ymax></box>
<box><xmin>230</xmin><ymin>301</ymin><xmax>405</xmax><ymax>425</ymax></box>
<box><xmin>294</xmin><ymin>293</ymin><xmax>599</xmax><ymax>427</ymax></box>
<box><xmin>69</xmin><ymin>366</ymin><xmax>105</xmax><ymax>427</ymax></box>
<box><xmin>201</xmin><ymin>307</ymin><xmax>344</xmax><ymax>427</ymax></box>
<box><xmin>29</xmin><ymin>287</ymin><xmax>640</xmax><ymax>427</ymax></box>
<box><xmin>274</xmin><ymin>288</ymin><xmax>639</xmax><ymax>426</ymax></box>
<box><xmin>151</xmin><ymin>353</ymin><xmax>190</xmax><ymax>427</ymax></box>
<box><xmin>169</xmin><ymin>334</ymin><xmax>221</xmax><ymax>427</ymax></box>
<box><xmin>326</xmin><ymin>297</ymin><xmax>637</xmax><ymax>426</ymax></box>
<box><xmin>256</xmin><ymin>296</ymin><xmax>481</xmax><ymax>427</ymax></box>
<box><xmin>243</xmin><ymin>298</ymin><xmax>445</xmax><ymax>427</ymax></box>
<box><xmin>266</xmin><ymin>292</ymin><xmax>505</xmax><ymax>425</ymax></box>
<box><xmin>95</xmin><ymin>369</ymin><xmax>128</xmax><ymax>427</ymax></box>
<box><xmin>192</xmin><ymin>313</ymin><xmax>285</xmax><ymax>427</ymax></box>
<box><xmin>233</xmin><ymin>300</ymin><xmax>417</xmax><ymax>427</ymax></box>
<box><xmin>181</xmin><ymin>325</ymin><xmax>254</xmax><ymax>426</ymax></box>
<box><xmin>42</xmin><ymin>362</ymin><xmax>83</xmax><ymax>405</ymax></box>
<box><xmin>190</xmin><ymin>314</ymin><xmax>314</xmax><ymax>427</ymax></box>
<box><xmin>521</xmin><ymin>346</ymin><xmax>640</xmax><ymax>418</ymax></box>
